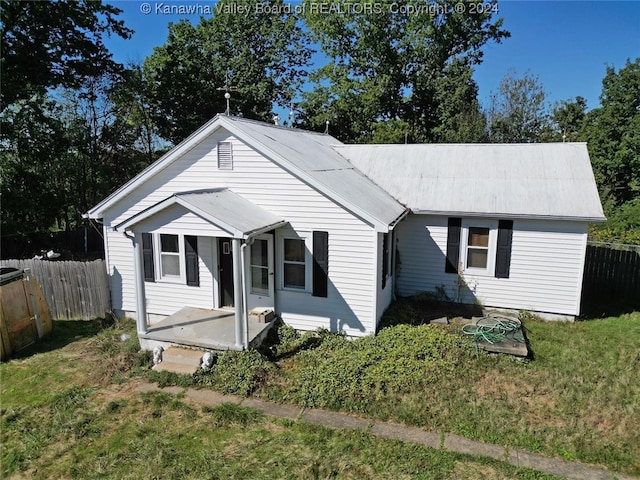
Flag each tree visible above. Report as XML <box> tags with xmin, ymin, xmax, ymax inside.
<box><xmin>143</xmin><ymin>0</ymin><xmax>312</xmax><ymax>144</ymax></box>
<box><xmin>0</xmin><ymin>0</ymin><xmax>132</xmax><ymax>110</ymax></box>
<box><xmin>298</xmin><ymin>0</ymin><xmax>508</xmax><ymax>142</ymax></box>
<box><xmin>486</xmin><ymin>70</ymin><xmax>551</xmax><ymax>143</ymax></box>
<box><xmin>582</xmin><ymin>59</ymin><xmax>640</xmax><ymax>206</ymax></box>
<box><xmin>551</xmin><ymin>96</ymin><xmax>587</xmax><ymax>142</ymax></box>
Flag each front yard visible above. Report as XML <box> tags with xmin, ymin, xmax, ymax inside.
<box><xmin>1</xmin><ymin>298</ymin><xmax>638</xmax><ymax>478</ymax></box>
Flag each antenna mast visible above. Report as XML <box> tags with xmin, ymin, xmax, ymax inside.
<box><xmin>216</xmin><ymin>70</ymin><xmax>238</xmax><ymax>115</ymax></box>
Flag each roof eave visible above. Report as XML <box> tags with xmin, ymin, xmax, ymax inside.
<box><xmin>411</xmin><ymin>210</ymin><xmax>607</xmax><ymax>223</ymax></box>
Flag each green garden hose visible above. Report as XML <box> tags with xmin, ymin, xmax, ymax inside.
<box><xmin>462</xmin><ymin>317</ymin><xmax>525</xmax><ymax>345</ymax></box>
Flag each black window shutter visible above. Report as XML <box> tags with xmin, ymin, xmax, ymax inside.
<box><xmin>185</xmin><ymin>235</ymin><xmax>200</xmax><ymax>286</ymax></box>
<box><xmin>495</xmin><ymin>220</ymin><xmax>513</xmax><ymax>278</ymax></box>
<box><xmin>445</xmin><ymin>218</ymin><xmax>462</xmax><ymax>273</ymax></box>
<box><xmin>142</xmin><ymin>233</ymin><xmax>155</xmax><ymax>282</ymax></box>
<box><xmin>312</xmin><ymin>231</ymin><xmax>328</xmax><ymax>297</ymax></box>
<box><xmin>382</xmin><ymin>233</ymin><xmax>389</xmax><ymax>289</ymax></box>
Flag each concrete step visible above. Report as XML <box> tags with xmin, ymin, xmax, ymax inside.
<box><xmin>161</xmin><ymin>347</ymin><xmax>204</xmax><ymax>367</ymax></box>
<box><xmin>152</xmin><ymin>361</ymin><xmax>198</xmax><ymax>376</ymax></box>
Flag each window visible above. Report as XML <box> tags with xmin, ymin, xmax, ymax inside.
<box><xmin>283</xmin><ymin>238</ymin><xmax>306</xmax><ymax>289</ymax></box>
<box><xmin>141</xmin><ymin>233</ymin><xmax>199</xmax><ymax>285</ymax></box>
<box><xmin>250</xmin><ymin>238</ymin><xmax>269</xmax><ymax>294</ymax></box>
<box><xmin>217</xmin><ymin>141</ymin><xmax>233</xmax><ymax>170</ymax></box>
<box><xmin>160</xmin><ymin>234</ymin><xmax>180</xmax><ymax>278</ymax></box>
<box><xmin>466</xmin><ymin>227</ymin><xmax>490</xmax><ymax>269</ymax></box>
<box><xmin>445</xmin><ymin>218</ymin><xmax>513</xmax><ymax>278</ymax></box>
<box><xmin>278</xmin><ymin>231</ymin><xmax>328</xmax><ymax>295</ymax></box>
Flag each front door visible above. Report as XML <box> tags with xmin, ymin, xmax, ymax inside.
<box><xmin>247</xmin><ymin>234</ymin><xmax>274</xmax><ymax>310</ymax></box>
<box><xmin>218</xmin><ymin>238</ymin><xmax>234</xmax><ymax>307</ymax></box>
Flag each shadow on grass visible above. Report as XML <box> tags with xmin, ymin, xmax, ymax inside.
<box><xmin>379</xmin><ymin>294</ymin><xmax>484</xmax><ymax>330</ymax></box>
<box><xmin>8</xmin><ymin>317</ymin><xmax>113</xmax><ymax>360</ymax></box>
<box><xmin>579</xmin><ymin>298</ymin><xmax>640</xmax><ymax>320</ymax></box>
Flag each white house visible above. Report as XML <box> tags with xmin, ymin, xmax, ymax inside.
<box><xmin>86</xmin><ymin>115</ymin><xmax>605</xmax><ymax>350</ymax></box>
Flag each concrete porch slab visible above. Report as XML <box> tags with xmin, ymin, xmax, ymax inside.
<box><xmin>140</xmin><ymin>306</ymin><xmax>275</xmax><ymax>351</ymax></box>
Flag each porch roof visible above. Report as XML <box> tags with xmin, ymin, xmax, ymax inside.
<box><xmin>115</xmin><ymin>188</ymin><xmax>287</xmax><ymax>238</ymax></box>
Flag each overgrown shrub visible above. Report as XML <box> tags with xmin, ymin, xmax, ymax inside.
<box><xmin>290</xmin><ymin>324</ymin><xmax>473</xmax><ymax>411</ymax></box>
<box><xmin>194</xmin><ymin>349</ymin><xmax>274</xmax><ymax>396</ymax></box>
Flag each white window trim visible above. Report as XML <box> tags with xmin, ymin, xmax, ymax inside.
<box><xmin>276</xmin><ymin>231</ymin><xmax>311</xmax><ymax>293</ymax></box>
<box><xmin>154</xmin><ymin>233</ymin><xmax>187</xmax><ymax>283</ymax></box>
<box><xmin>249</xmin><ymin>237</ymin><xmax>270</xmax><ymax>296</ymax></box>
<box><xmin>460</xmin><ymin>220</ymin><xmax>498</xmax><ymax>276</ymax></box>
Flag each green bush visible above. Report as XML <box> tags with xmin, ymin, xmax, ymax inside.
<box><xmin>194</xmin><ymin>349</ymin><xmax>274</xmax><ymax>396</ymax></box>
<box><xmin>290</xmin><ymin>324</ymin><xmax>472</xmax><ymax>411</ymax></box>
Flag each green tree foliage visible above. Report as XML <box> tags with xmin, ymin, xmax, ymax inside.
<box><xmin>143</xmin><ymin>0</ymin><xmax>312</xmax><ymax>144</ymax></box>
<box><xmin>582</xmin><ymin>59</ymin><xmax>640</xmax><ymax>207</ymax></box>
<box><xmin>551</xmin><ymin>96</ymin><xmax>587</xmax><ymax>142</ymax></box>
<box><xmin>0</xmin><ymin>73</ymin><xmax>162</xmax><ymax>236</ymax></box>
<box><xmin>0</xmin><ymin>0</ymin><xmax>132</xmax><ymax>110</ymax></box>
<box><xmin>1</xmin><ymin>96</ymin><xmax>71</xmax><ymax>235</ymax></box>
<box><xmin>298</xmin><ymin>0</ymin><xmax>508</xmax><ymax>143</ymax></box>
<box><xmin>486</xmin><ymin>70</ymin><xmax>551</xmax><ymax>143</ymax></box>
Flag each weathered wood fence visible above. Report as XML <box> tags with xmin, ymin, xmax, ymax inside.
<box><xmin>581</xmin><ymin>242</ymin><xmax>640</xmax><ymax>307</ymax></box>
<box><xmin>1</xmin><ymin>260</ymin><xmax>110</xmax><ymax>320</ymax></box>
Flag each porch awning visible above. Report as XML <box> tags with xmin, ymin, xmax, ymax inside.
<box><xmin>115</xmin><ymin>188</ymin><xmax>288</xmax><ymax>239</ymax></box>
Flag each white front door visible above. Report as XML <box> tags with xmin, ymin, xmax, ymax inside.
<box><xmin>247</xmin><ymin>234</ymin><xmax>274</xmax><ymax>311</ymax></box>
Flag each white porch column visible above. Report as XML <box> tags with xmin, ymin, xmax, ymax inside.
<box><xmin>232</xmin><ymin>238</ymin><xmax>244</xmax><ymax>348</ymax></box>
<box><xmin>132</xmin><ymin>232</ymin><xmax>148</xmax><ymax>335</ymax></box>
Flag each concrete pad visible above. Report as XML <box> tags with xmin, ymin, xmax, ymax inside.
<box><xmin>240</xmin><ymin>397</ymin><xmax>303</xmax><ymax>420</ymax></box>
<box><xmin>301</xmin><ymin>409</ymin><xmax>371</xmax><ymax>431</ymax></box>
<box><xmin>430</xmin><ymin>317</ymin><xmax>449</xmax><ymax>325</ymax></box>
<box><xmin>152</xmin><ymin>361</ymin><xmax>198</xmax><ymax>375</ymax></box>
<box><xmin>443</xmin><ymin>433</ymin><xmax>506</xmax><ymax>461</ymax></box>
<box><xmin>162</xmin><ymin>347</ymin><xmax>204</xmax><ymax>366</ymax></box>
<box><xmin>370</xmin><ymin>422</ymin><xmax>441</xmax><ymax>449</ymax></box>
<box><xmin>140</xmin><ymin>307</ymin><xmax>273</xmax><ymax>351</ymax></box>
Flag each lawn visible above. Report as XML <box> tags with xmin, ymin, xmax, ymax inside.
<box><xmin>151</xmin><ymin>298</ymin><xmax>640</xmax><ymax>477</ymax></box>
<box><xmin>0</xmin><ymin>317</ymin><xmax>560</xmax><ymax>479</ymax></box>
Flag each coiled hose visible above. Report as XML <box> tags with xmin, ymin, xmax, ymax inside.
<box><xmin>462</xmin><ymin>317</ymin><xmax>524</xmax><ymax>344</ymax></box>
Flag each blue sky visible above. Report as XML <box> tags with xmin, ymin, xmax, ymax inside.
<box><xmin>105</xmin><ymin>1</ymin><xmax>640</xmax><ymax>112</ymax></box>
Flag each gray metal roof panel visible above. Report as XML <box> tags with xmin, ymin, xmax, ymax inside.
<box><xmin>225</xmin><ymin>117</ymin><xmax>408</xmax><ymax>227</ymax></box>
<box><xmin>117</xmin><ymin>189</ymin><xmax>287</xmax><ymax>238</ymax></box>
<box><xmin>334</xmin><ymin>143</ymin><xmax>606</xmax><ymax>221</ymax></box>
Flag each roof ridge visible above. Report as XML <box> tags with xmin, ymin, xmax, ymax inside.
<box><xmin>223</xmin><ymin>115</ymin><xmax>331</xmax><ymax>137</ymax></box>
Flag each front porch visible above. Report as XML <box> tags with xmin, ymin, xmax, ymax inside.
<box><xmin>139</xmin><ymin>306</ymin><xmax>275</xmax><ymax>352</ymax></box>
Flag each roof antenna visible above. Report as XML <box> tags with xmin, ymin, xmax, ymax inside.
<box><xmin>289</xmin><ymin>103</ymin><xmax>295</xmax><ymax>127</ymax></box>
<box><xmin>562</xmin><ymin>129</ymin><xmax>567</xmax><ymax>143</ymax></box>
<box><xmin>216</xmin><ymin>69</ymin><xmax>238</xmax><ymax>116</ymax></box>
<box><xmin>324</xmin><ymin>119</ymin><xmax>330</xmax><ymax>134</ymax></box>
<box><xmin>273</xmin><ymin>114</ymin><xmax>280</xmax><ymax>126</ymax></box>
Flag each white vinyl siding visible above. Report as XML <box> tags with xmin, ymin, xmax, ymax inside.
<box><xmin>395</xmin><ymin>214</ymin><xmax>588</xmax><ymax>316</ymax></box>
<box><xmin>102</xmin><ymin>129</ymin><xmax>378</xmax><ymax>336</ymax></box>
<box><xmin>106</xmin><ymin>233</ymin><xmax>215</xmax><ymax>319</ymax></box>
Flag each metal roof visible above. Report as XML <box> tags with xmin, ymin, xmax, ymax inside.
<box><xmin>222</xmin><ymin>117</ymin><xmax>408</xmax><ymax>229</ymax></box>
<box><xmin>87</xmin><ymin>115</ymin><xmax>407</xmax><ymax>231</ymax></box>
<box><xmin>334</xmin><ymin>143</ymin><xmax>606</xmax><ymax>222</ymax></box>
<box><xmin>116</xmin><ymin>189</ymin><xmax>288</xmax><ymax>238</ymax></box>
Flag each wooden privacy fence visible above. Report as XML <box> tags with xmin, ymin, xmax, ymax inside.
<box><xmin>1</xmin><ymin>260</ymin><xmax>110</xmax><ymax>320</ymax></box>
<box><xmin>581</xmin><ymin>242</ymin><xmax>640</xmax><ymax>305</ymax></box>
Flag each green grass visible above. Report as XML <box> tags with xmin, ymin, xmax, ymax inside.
<box><xmin>161</xmin><ymin>302</ymin><xmax>640</xmax><ymax>476</ymax></box>
<box><xmin>0</xmin><ymin>317</ymin><xmax>561</xmax><ymax>479</ymax></box>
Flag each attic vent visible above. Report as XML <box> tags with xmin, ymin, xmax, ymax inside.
<box><xmin>217</xmin><ymin>141</ymin><xmax>233</xmax><ymax>170</ymax></box>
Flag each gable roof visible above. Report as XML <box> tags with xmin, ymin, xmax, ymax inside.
<box><xmin>116</xmin><ymin>189</ymin><xmax>287</xmax><ymax>239</ymax></box>
<box><xmin>335</xmin><ymin>143</ymin><xmax>606</xmax><ymax>222</ymax></box>
<box><xmin>86</xmin><ymin>115</ymin><xmax>407</xmax><ymax>232</ymax></box>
